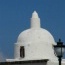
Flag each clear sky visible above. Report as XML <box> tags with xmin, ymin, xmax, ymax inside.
<box><xmin>0</xmin><ymin>0</ymin><xmax>65</xmax><ymax>61</ymax></box>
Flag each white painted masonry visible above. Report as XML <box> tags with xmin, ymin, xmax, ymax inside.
<box><xmin>6</xmin><ymin>11</ymin><xmax>65</xmax><ymax>65</ymax></box>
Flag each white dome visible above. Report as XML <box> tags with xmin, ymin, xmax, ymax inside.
<box><xmin>14</xmin><ymin>11</ymin><xmax>57</xmax><ymax>60</ymax></box>
<box><xmin>17</xmin><ymin>28</ymin><xmax>55</xmax><ymax>46</ymax></box>
<box><xmin>17</xmin><ymin>11</ymin><xmax>55</xmax><ymax>45</ymax></box>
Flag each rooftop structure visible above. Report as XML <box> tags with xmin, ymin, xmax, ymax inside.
<box><xmin>6</xmin><ymin>11</ymin><xmax>65</xmax><ymax>65</ymax></box>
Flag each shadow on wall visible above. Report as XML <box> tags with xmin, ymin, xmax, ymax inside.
<box><xmin>0</xmin><ymin>59</ymin><xmax>48</xmax><ymax>65</ymax></box>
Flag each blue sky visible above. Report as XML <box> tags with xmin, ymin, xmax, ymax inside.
<box><xmin>0</xmin><ymin>0</ymin><xmax>65</xmax><ymax>60</ymax></box>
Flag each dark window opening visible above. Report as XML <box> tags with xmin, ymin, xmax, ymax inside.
<box><xmin>20</xmin><ymin>46</ymin><xmax>25</xmax><ymax>58</ymax></box>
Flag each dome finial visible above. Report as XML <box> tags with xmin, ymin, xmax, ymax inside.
<box><xmin>32</xmin><ymin>11</ymin><xmax>39</xmax><ymax>18</ymax></box>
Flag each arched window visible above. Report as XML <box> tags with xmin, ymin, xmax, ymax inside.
<box><xmin>20</xmin><ymin>46</ymin><xmax>25</xmax><ymax>58</ymax></box>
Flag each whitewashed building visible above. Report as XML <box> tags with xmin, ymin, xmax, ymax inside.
<box><xmin>2</xmin><ymin>11</ymin><xmax>65</xmax><ymax>65</ymax></box>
